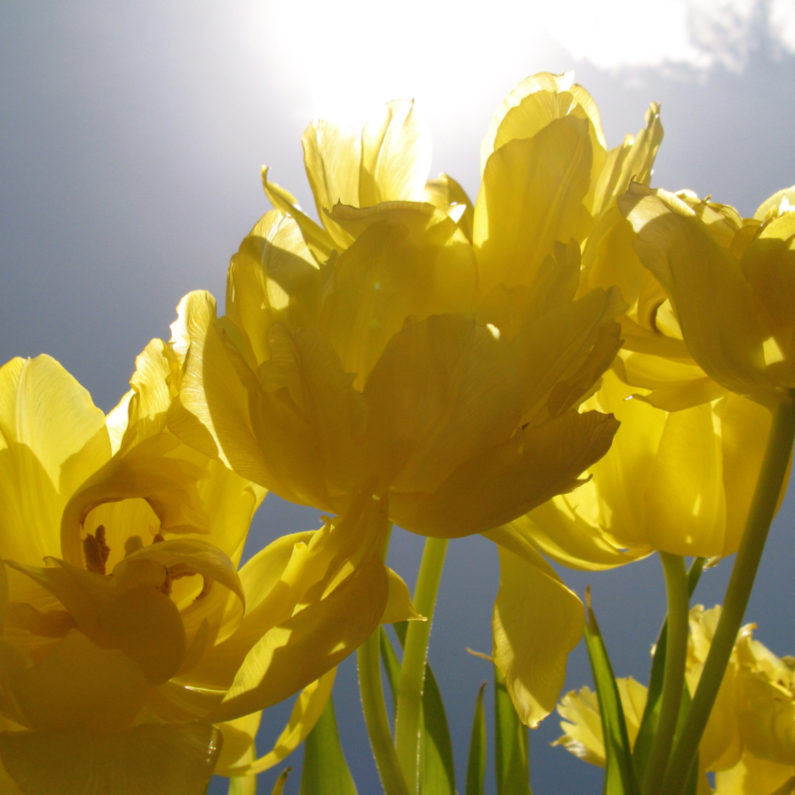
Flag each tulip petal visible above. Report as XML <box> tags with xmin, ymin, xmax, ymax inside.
<box><xmin>221</xmin><ymin>669</ymin><xmax>336</xmax><ymax>776</ymax></box>
<box><xmin>0</xmin><ymin>357</ymin><xmax>110</xmax><ymax>566</ymax></box>
<box><xmin>381</xmin><ymin>567</ymin><xmax>423</xmax><ymax>624</ymax></box>
<box><xmin>359</xmin><ymin>100</ymin><xmax>431</xmax><ymax>206</ymax></box>
<box><xmin>0</xmin><ymin>722</ymin><xmax>220</xmax><ymax>795</ymax></box>
<box><xmin>12</xmin><ymin>628</ymin><xmax>148</xmax><ymax>731</ymax></box>
<box><xmin>363</xmin><ymin>314</ymin><xmax>521</xmax><ymax>494</ymax></box>
<box><xmin>484</xmin><ymin>526</ymin><xmax>585</xmax><ymax>727</ymax></box>
<box><xmin>390</xmin><ymin>409</ymin><xmax>619</xmax><ymax>539</ymax></box>
<box><xmin>474</xmin><ymin>116</ymin><xmax>594</xmax><ymax>297</ymax></box>
<box><xmin>620</xmin><ymin>184</ymin><xmax>771</xmax><ymax>403</ymax></box>
<box><xmin>209</xmin><ymin>551</ymin><xmax>387</xmax><ymax>721</ymax></box>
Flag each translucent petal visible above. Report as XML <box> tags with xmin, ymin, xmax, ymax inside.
<box><xmin>486</xmin><ymin>526</ymin><xmax>584</xmax><ymax>727</ymax></box>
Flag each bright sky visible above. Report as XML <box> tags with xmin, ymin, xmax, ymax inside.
<box><xmin>254</xmin><ymin>0</ymin><xmax>793</xmax><ymax>130</ymax></box>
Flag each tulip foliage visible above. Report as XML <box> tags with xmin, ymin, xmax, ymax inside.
<box><xmin>1</xmin><ymin>71</ymin><xmax>794</xmax><ymax>795</ymax></box>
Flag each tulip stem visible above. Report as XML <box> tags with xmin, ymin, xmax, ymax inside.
<box><xmin>394</xmin><ymin>536</ymin><xmax>449</xmax><ymax>795</ymax></box>
<box><xmin>642</xmin><ymin>552</ymin><xmax>688</xmax><ymax>795</ymax></box>
<box><xmin>660</xmin><ymin>393</ymin><xmax>795</xmax><ymax>795</ymax></box>
<box><xmin>358</xmin><ymin>525</ymin><xmax>411</xmax><ymax>795</ymax></box>
<box><xmin>358</xmin><ymin>628</ymin><xmax>411</xmax><ymax>795</ymax></box>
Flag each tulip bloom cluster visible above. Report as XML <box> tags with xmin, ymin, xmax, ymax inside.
<box><xmin>1</xmin><ymin>71</ymin><xmax>794</xmax><ymax>795</ymax></box>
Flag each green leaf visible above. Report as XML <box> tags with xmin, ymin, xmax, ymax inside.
<box><xmin>633</xmin><ymin>558</ymin><xmax>704</xmax><ymax>780</ymax></box>
<box><xmin>299</xmin><ymin>696</ymin><xmax>357</xmax><ymax>795</ymax></box>
<box><xmin>380</xmin><ymin>627</ymin><xmax>403</xmax><ymax>715</ymax></box>
<box><xmin>494</xmin><ymin>665</ymin><xmax>532</xmax><ymax>795</ymax></box>
<box><xmin>466</xmin><ymin>683</ymin><xmax>487</xmax><ymax>795</ymax></box>
<box><xmin>583</xmin><ymin>590</ymin><xmax>640</xmax><ymax>795</ymax></box>
<box><xmin>270</xmin><ymin>768</ymin><xmax>292</xmax><ymax>795</ymax></box>
<box><xmin>392</xmin><ymin>622</ymin><xmax>456</xmax><ymax>795</ymax></box>
<box><xmin>419</xmin><ymin>662</ymin><xmax>456</xmax><ymax>795</ymax></box>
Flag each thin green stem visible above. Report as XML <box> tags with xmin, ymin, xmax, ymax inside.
<box><xmin>642</xmin><ymin>552</ymin><xmax>689</xmax><ymax>795</ymax></box>
<box><xmin>394</xmin><ymin>536</ymin><xmax>449</xmax><ymax>795</ymax></box>
<box><xmin>660</xmin><ymin>393</ymin><xmax>795</xmax><ymax>795</ymax></box>
<box><xmin>358</xmin><ymin>630</ymin><xmax>411</xmax><ymax>795</ymax></box>
<box><xmin>358</xmin><ymin>525</ymin><xmax>410</xmax><ymax>795</ymax></box>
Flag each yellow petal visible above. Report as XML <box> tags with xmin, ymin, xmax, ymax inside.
<box><xmin>620</xmin><ymin>184</ymin><xmax>771</xmax><ymax>403</ymax></box>
<box><xmin>590</xmin><ymin>102</ymin><xmax>663</xmax><ymax>218</ymax></box>
<box><xmin>261</xmin><ymin>167</ymin><xmax>335</xmax><ymax>261</ymax></box>
<box><xmin>714</xmin><ymin>751</ymin><xmax>795</xmax><ymax>795</ymax></box>
<box><xmin>227</xmin><ymin>211</ymin><xmax>322</xmax><ymax>366</ymax></box>
<box><xmin>0</xmin><ymin>722</ymin><xmax>220</xmax><ymax>795</ymax></box>
<box><xmin>209</xmin><ymin>552</ymin><xmax>388</xmax><ymax>722</ymax></box>
<box><xmin>221</xmin><ymin>669</ymin><xmax>336</xmax><ymax>776</ymax></box>
<box><xmin>474</xmin><ymin>116</ymin><xmax>594</xmax><ymax>297</ymax></box>
<box><xmin>12</xmin><ymin>629</ymin><xmax>148</xmax><ymax>731</ymax></box>
<box><xmin>168</xmin><ymin>291</ymin><xmax>283</xmax><ymax>496</ymax></box>
<box><xmin>485</xmin><ymin>525</ymin><xmax>584</xmax><ymax>727</ymax></box>
<box><xmin>363</xmin><ymin>314</ymin><xmax>521</xmax><ymax>495</ymax></box>
<box><xmin>214</xmin><ymin>710</ymin><xmax>262</xmax><ymax>773</ymax></box>
<box><xmin>381</xmin><ymin>567</ymin><xmax>423</xmax><ymax>624</ymax></box>
<box><xmin>359</xmin><ymin>100</ymin><xmax>431</xmax><ymax>206</ymax></box>
<box><xmin>390</xmin><ymin>409</ymin><xmax>619</xmax><ymax>538</ymax></box>
<box><xmin>319</xmin><ymin>208</ymin><xmax>477</xmax><ymax>386</ymax></box>
<box><xmin>480</xmin><ymin>72</ymin><xmax>606</xmax><ymax>173</ymax></box>
<box><xmin>422</xmin><ymin>173</ymin><xmax>475</xmax><ymax>242</ymax></box>
<box><xmin>0</xmin><ymin>356</ymin><xmax>110</xmax><ymax>566</ymax></box>
<box><xmin>301</xmin><ymin>119</ymin><xmax>360</xmax><ymax>249</ymax></box>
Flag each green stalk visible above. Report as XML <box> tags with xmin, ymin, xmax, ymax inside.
<box><xmin>358</xmin><ymin>629</ymin><xmax>410</xmax><ymax>795</ymax></box>
<box><xmin>394</xmin><ymin>537</ymin><xmax>449</xmax><ymax>795</ymax></box>
<box><xmin>660</xmin><ymin>393</ymin><xmax>795</xmax><ymax>795</ymax></box>
<box><xmin>642</xmin><ymin>553</ymin><xmax>689</xmax><ymax>795</ymax></box>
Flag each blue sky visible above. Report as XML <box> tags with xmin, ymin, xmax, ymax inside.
<box><xmin>2</xmin><ymin>2</ymin><xmax>795</xmax><ymax>792</ymax></box>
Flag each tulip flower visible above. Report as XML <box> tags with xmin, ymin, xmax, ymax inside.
<box><xmin>555</xmin><ymin>606</ymin><xmax>795</xmax><ymax>794</ymax></box>
<box><xmin>170</xmin><ymin>73</ymin><xmax>651</xmax><ymax>738</ymax></box>
<box><xmin>620</xmin><ymin>183</ymin><xmax>795</xmax><ymax>410</ymax></box>
<box><xmin>0</xmin><ymin>348</ymin><xmax>416</xmax><ymax>794</ymax></box>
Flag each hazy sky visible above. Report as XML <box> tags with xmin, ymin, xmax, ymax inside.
<box><xmin>2</xmin><ymin>2</ymin><xmax>795</xmax><ymax>792</ymax></box>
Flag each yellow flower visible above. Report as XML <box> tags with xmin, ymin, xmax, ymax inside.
<box><xmin>0</xmin><ymin>348</ymin><xmax>416</xmax><ymax>794</ymax></box>
<box><xmin>620</xmin><ymin>183</ymin><xmax>795</xmax><ymax>409</ymax></box>
<box><xmin>555</xmin><ymin>606</ymin><xmax>795</xmax><ymax>794</ymax></box>
<box><xmin>166</xmin><ymin>72</ymin><xmax>671</xmax><ymax>727</ymax></box>
<box><xmin>519</xmin><ymin>367</ymin><xmax>772</xmax><ymax>563</ymax></box>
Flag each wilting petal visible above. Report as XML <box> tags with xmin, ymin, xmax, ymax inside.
<box><xmin>390</xmin><ymin>409</ymin><xmax>619</xmax><ymax>539</ymax></box>
<box><xmin>474</xmin><ymin>116</ymin><xmax>594</xmax><ymax>297</ymax></box>
<box><xmin>485</xmin><ymin>525</ymin><xmax>584</xmax><ymax>727</ymax></box>
<box><xmin>0</xmin><ymin>722</ymin><xmax>220</xmax><ymax>795</ymax></box>
<box><xmin>220</xmin><ymin>669</ymin><xmax>336</xmax><ymax>776</ymax></box>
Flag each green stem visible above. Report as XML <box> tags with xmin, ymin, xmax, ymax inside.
<box><xmin>358</xmin><ymin>629</ymin><xmax>411</xmax><ymax>795</ymax></box>
<box><xmin>358</xmin><ymin>525</ymin><xmax>410</xmax><ymax>795</ymax></box>
<box><xmin>642</xmin><ymin>553</ymin><xmax>689</xmax><ymax>795</ymax></box>
<box><xmin>394</xmin><ymin>536</ymin><xmax>449</xmax><ymax>795</ymax></box>
<box><xmin>660</xmin><ymin>393</ymin><xmax>795</xmax><ymax>795</ymax></box>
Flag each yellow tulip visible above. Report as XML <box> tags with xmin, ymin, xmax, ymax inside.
<box><xmin>620</xmin><ymin>183</ymin><xmax>795</xmax><ymax>409</ymax></box>
<box><xmin>555</xmin><ymin>605</ymin><xmax>795</xmax><ymax>794</ymax></box>
<box><xmin>0</xmin><ymin>348</ymin><xmax>416</xmax><ymax>794</ymax></box>
<box><xmin>166</xmin><ymin>73</ymin><xmax>673</xmax><ymax>728</ymax></box>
